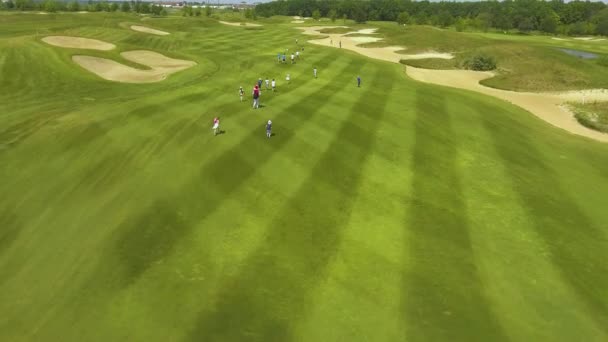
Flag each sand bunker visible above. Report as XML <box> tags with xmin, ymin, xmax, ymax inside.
<box><xmin>354</xmin><ymin>28</ymin><xmax>378</xmax><ymax>34</ymax></box>
<box><xmin>349</xmin><ymin>36</ymin><xmax>383</xmax><ymax>43</ymax></box>
<box><xmin>405</xmin><ymin>66</ymin><xmax>608</xmax><ymax>142</ymax></box>
<box><xmin>291</xmin><ymin>20</ymin><xmax>305</xmax><ymax>24</ymax></box>
<box><xmin>299</xmin><ymin>26</ymin><xmax>453</xmax><ymax>63</ymax></box>
<box><xmin>73</xmin><ymin>51</ymin><xmax>195</xmax><ymax>83</ymax></box>
<box><xmin>551</xmin><ymin>37</ymin><xmax>567</xmax><ymax>41</ymax></box>
<box><xmin>574</xmin><ymin>37</ymin><xmax>594</xmax><ymax>41</ymax></box>
<box><xmin>218</xmin><ymin>21</ymin><xmax>261</xmax><ymax>27</ymax></box>
<box><xmin>130</xmin><ymin>25</ymin><xmax>169</xmax><ymax>36</ymax></box>
<box><xmin>42</xmin><ymin>36</ymin><xmax>116</xmax><ymax>51</ymax></box>
<box><xmin>299</xmin><ymin>26</ymin><xmax>607</xmax><ymax>142</ymax></box>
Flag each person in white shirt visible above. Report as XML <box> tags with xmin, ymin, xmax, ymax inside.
<box><xmin>271</xmin><ymin>79</ymin><xmax>276</xmax><ymax>92</ymax></box>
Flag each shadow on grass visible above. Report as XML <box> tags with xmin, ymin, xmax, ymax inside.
<box><xmin>403</xmin><ymin>88</ymin><xmax>508</xmax><ymax>341</ymax></box>
<box><xmin>92</xmin><ymin>52</ymin><xmax>351</xmax><ymax>289</ymax></box>
<box><xmin>185</xmin><ymin>62</ymin><xmax>390</xmax><ymax>342</ymax></box>
<box><xmin>478</xmin><ymin>101</ymin><xmax>608</xmax><ymax>333</ymax></box>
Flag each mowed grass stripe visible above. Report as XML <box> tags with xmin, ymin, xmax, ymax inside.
<box><xmin>403</xmin><ymin>87</ymin><xmax>508</xmax><ymax>341</ymax></box>
<box><xmin>478</xmin><ymin>101</ymin><xmax>608</xmax><ymax>335</ymax></box>
<box><xmin>186</xmin><ymin>61</ymin><xmax>386</xmax><ymax>341</ymax></box>
<box><xmin>453</xmin><ymin>96</ymin><xmax>606</xmax><ymax>340</ymax></box>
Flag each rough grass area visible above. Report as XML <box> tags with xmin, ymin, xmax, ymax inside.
<box><xmin>1</xmin><ymin>12</ymin><xmax>608</xmax><ymax>342</ymax></box>
<box><xmin>370</xmin><ymin>22</ymin><xmax>608</xmax><ymax>91</ymax></box>
<box><xmin>570</xmin><ymin>102</ymin><xmax>608</xmax><ymax>133</ymax></box>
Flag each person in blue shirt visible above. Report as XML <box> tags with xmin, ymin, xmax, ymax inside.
<box><xmin>357</xmin><ymin>75</ymin><xmax>361</xmax><ymax>87</ymax></box>
<box><xmin>266</xmin><ymin>120</ymin><xmax>272</xmax><ymax>138</ymax></box>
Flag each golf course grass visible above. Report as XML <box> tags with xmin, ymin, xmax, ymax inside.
<box><xmin>1</xmin><ymin>12</ymin><xmax>608</xmax><ymax>342</ymax></box>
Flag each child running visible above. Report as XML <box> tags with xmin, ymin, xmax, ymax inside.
<box><xmin>265</xmin><ymin>78</ymin><xmax>270</xmax><ymax>89</ymax></box>
<box><xmin>313</xmin><ymin>67</ymin><xmax>317</xmax><ymax>79</ymax></box>
<box><xmin>286</xmin><ymin>73</ymin><xmax>291</xmax><ymax>85</ymax></box>
<box><xmin>266</xmin><ymin>120</ymin><xmax>272</xmax><ymax>138</ymax></box>
<box><xmin>271</xmin><ymin>78</ymin><xmax>276</xmax><ymax>92</ymax></box>
<box><xmin>212</xmin><ymin>117</ymin><xmax>220</xmax><ymax>136</ymax></box>
<box><xmin>239</xmin><ymin>86</ymin><xmax>244</xmax><ymax>102</ymax></box>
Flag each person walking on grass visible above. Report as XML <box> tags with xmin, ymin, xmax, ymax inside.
<box><xmin>291</xmin><ymin>53</ymin><xmax>295</xmax><ymax>64</ymax></box>
<box><xmin>212</xmin><ymin>117</ymin><xmax>220</xmax><ymax>136</ymax></box>
<box><xmin>239</xmin><ymin>86</ymin><xmax>244</xmax><ymax>102</ymax></box>
<box><xmin>286</xmin><ymin>73</ymin><xmax>291</xmax><ymax>85</ymax></box>
<box><xmin>277</xmin><ymin>52</ymin><xmax>281</xmax><ymax>63</ymax></box>
<box><xmin>265</xmin><ymin>78</ymin><xmax>270</xmax><ymax>90</ymax></box>
<box><xmin>266</xmin><ymin>120</ymin><xmax>272</xmax><ymax>138</ymax></box>
<box><xmin>258</xmin><ymin>78</ymin><xmax>263</xmax><ymax>88</ymax></box>
<box><xmin>339</xmin><ymin>40</ymin><xmax>342</xmax><ymax>48</ymax></box>
<box><xmin>271</xmin><ymin>78</ymin><xmax>276</xmax><ymax>92</ymax></box>
<box><xmin>252</xmin><ymin>85</ymin><xmax>261</xmax><ymax>109</ymax></box>
<box><xmin>296</xmin><ymin>50</ymin><xmax>300</xmax><ymax>60</ymax></box>
<box><xmin>282</xmin><ymin>54</ymin><xmax>286</xmax><ymax>64</ymax></box>
<box><xmin>313</xmin><ymin>67</ymin><xmax>317</xmax><ymax>79</ymax></box>
<box><xmin>357</xmin><ymin>75</ymin><xmax>361</xmax><ymax>87</ymax></box>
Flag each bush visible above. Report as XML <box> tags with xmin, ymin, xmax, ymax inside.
<box><xmin>463</xmin><ymin>55</ymin><xmax>497</xmax><ymax>71</ymax></box>
<box><xmin>597</xmin><ymin>56</ymin><xmax>608</xmax><ymax>67</ymax></box>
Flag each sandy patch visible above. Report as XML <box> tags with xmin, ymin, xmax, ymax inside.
<box><xmin>219</xmin><ymin>21</ymin><xmax>261</xmax><ymax>27</ymax></box>
<box><xmin>354</xmin><ymin>28</ymin><xmax>378</xmax><ymax>34</ymax></box>
<box><xmin>42</xmin><ymin>36</ymin><xmax>116</xmax><ymax>50</ymax></box>
<box><xmin>291</xmin><ymin>20</ymin><xmax>305</xmax><ymax>24</ymax></box>
<box><xmin>77</xmin><ymin>11</ymin><xmax>89</xmax><ymax>13</ymax></box>
<box><xmin>37</xmin><ymin>12</ymin><xmax>48</xmax><ymax>15</ymax></box>
<box><xmin>73</xmin><ymin>51</ymin><xmax>195</xmax><ymax>83</ymax></box>
<box><xmin>551</xmin><ymin>37</ymin><xmax>567</xmax><ymax>41</ymax></box>
<box><xmin>349</xmin><ymin>36</ymin><xmax>383</xmax><ymax>43</ymax></box>
<box><xmin>293</xmin><ymin>16</ymin><xmax>302</xmax><ymax>20</ymax></box>
<box><xmin>299</xmin><ymin>26</ymin><xmax>453</xmax><ymax>63</ymax></box>
<box><xmin>299</xmin><ymin>26</ymin><xmax>607</xmax><ymax>142</ymax></box>
<box><xmin>406</xmin><ymin>66</ymin><xmax>608</xmax><ymax>142</ymax></box>
<box><xmin>592</xmin><ymin>38</ymin><xmax>606</xmax><ymax>42</ymax></box>
<box><xmin>574</xmin><ymin>37</ymin><xmax>594</xmax><ymax>41</ymax></box>
<box><xmin>130</xmin><ymin>25</ymin><xmax>169</xmax><ymax>36</ymax></box>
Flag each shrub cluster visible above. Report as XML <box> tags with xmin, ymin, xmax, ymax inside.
<box><xmin>463</xmin><ymin>55</ymin><xmax>497</xmax><ymax>71</ymax></box>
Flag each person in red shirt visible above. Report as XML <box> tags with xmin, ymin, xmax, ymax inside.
<box><xmin>252</xmin><ymin>85</ymin><xmax>261</xmax><ymax>109</ymax></box>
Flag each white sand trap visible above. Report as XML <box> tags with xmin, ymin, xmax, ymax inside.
<box><xmin>293</xmin><ymin>16</ymin><xmax>302</xmax><ymax>20</ymax></box>
<box><xmin>349</xmin><ymin>36</ymin><xmax>383</xmax><ymax>43</ymax></box>
<box><xmin>77</xmin><ymin>11</ymin><xmax>88</xmax><ymax>13</ymax></box>
<box><xmin>400</xmin><ymin>52</ymin><xmax>454</xmax><ymax>60</ymax></box>
<box><xmin>219</xmin><ymin>21</ymin><xmax>261</xmax><ymax>27</ymax></box>
<box><xmin>299</xmin><ymin>26</ymin><xmax>607</xmax><ymax>142</ymax></box>
<box><xmin>73</xmin><ymin>51</ymin><xmax>195</xmax><ymax>83</ymax></box>
<box><xmin>291</xmin><ymin>20</ymin><xmax>305</xmax><ymax>24</ymax></box>
<box><xmin>354</xmin><ymin>28</ymin><xmax>378</xmax><ymax>34</ymax></box>
<box><xmin>551</xmin><ymin>37</ymin><xmax>567</xmax><ymax>41</ymax></box>
<box><xmin>574</xmin><ymin>37</ymin><xmax>594</xmax><ymax>40</ymax></box>
<box><xmin>406</xmin><ymin>66</ymin><xmax>608</xmax><ymax>142</ymax></box>
<box><xmin>591</xmin><ymin>38</ymin><xmax>606</xmax><ymax>42</ymax></box>
<box><xmin>300</xmin><ymin>26</ymin><xmax>453</xmax><ymax>63</ymax></box>
<box><xmin>42</xmin><ymin>36</ymin><xmax>116</xmax><ymax>50</ymax></box>
<box><xmin>130</xmin><ymin>25</ymin><xmax>169</xmax><ymax>36</ymax></box>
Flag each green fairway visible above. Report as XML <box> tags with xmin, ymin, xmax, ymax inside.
<box><xmin>1</xmin><ymin>12</ymin><xmax>608</xmax><ymax>342</ymax></box>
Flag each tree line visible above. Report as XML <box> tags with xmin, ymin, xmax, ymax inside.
<box><xmin>0</xmin><ymin>0</ymin><xmax>167</xmax><ymax>16</ymax></box>
<box><xmin>255</xmin><ymin>0</ymin><xmax>608</xmax><ymax>36</ymax></box>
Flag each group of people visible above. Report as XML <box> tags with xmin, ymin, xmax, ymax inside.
<box><xmin>213</xmin><ymin>38</ymin><xmax>362</xmax><ymax>139</ymax></box>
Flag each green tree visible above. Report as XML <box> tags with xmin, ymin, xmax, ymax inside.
<box><xmin>594</xmin><ymin>9</ymin><xmax>608</xmax><ymax>36</ymax></box>
<box><xmin>312</xmin><ymin>9</ymin><xmax>320</xmax><ymax>21</ymax></box>
<box><xmin>121</xmin><ymin>1</ymin><xmax>130</xmax><ymax>12</ymax></box>
<box><xmin>150</xmin><ymin>4</ymin><xmax>161</xmax><ymax>15</ymax></box>
<box><xmin>244</xmin><ymin>8</ymin><xmax>252</xmax><ymax>19</ymax></box>
<box><xmin>328</xmin><ymin>9</ymin><xmax>337</xmax><ymax>23</ymax></box>
<box><xmin>194</xmin><ymin>7</ymin><xmax>201</xmax><ymax>17</ymax></box>
<box><xmin>437</xmin><ymin>10</ymin><xmax>454</xmax><ymax>28</ymax></box>
<box><xmin>476</xmin><ymin>13</ymin><xmax>492</xmax><ymax>32</ymax></box>
<box><xmin>5</xmin><ymin>0</ymin><xmax>15</xmax><ymax>10</ymax></box>
<box><xmin>43</xmin><ymin>0</ymin><xmax>57</xmax><ymax>12</ymax></box>
<box><xmin>110</xmin><ymin>2</ymin><xmax>119</xmax><ymax>12</ymax></box>
<box><xmin>205</xmin><ymin>5</ymin><xmax>212</xmax><ymax>17</ymax></box>
<box><xmin>67</xmin><ymin>0</ymin><xmax>79</xmax><ymax>11</ymax></box>
<box><xmin>518</xmin><ymin>17</ymin><xmax>535</xmax><ymax>32</ymax></box>
<box><xmin>455</xmin><ymin>18</ymin><xmax>467</xmax><ymax>32</ymax></box>
<box><xmin>342</xmin><ymin>13</ymin><xmax>347</xmax><ymax>24</ymax></box>
<box><xmin>397</xmin><ymin>11</ymin><xmax>410</xmax><ymax>26</ymax></box>
<box><xmin>540</xmin><ymin>11</ymin><xmax>560</xmax><ymax>34</ymax></box>
<box><xmin>352</xmin><ymin>7</ymin><xmax>367</xmax><ymax>24</ymax></box>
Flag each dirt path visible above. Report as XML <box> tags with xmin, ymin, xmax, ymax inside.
<box><xmin>299</xmin><ymin>26</ymin><xmax>608</xmax><ymax>142</ymax></box>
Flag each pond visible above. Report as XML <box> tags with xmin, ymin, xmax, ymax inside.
<box><xmin>558</xmin><ymin>48</ymin><xmax>598</xmax><ymax>59</ymax></box>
